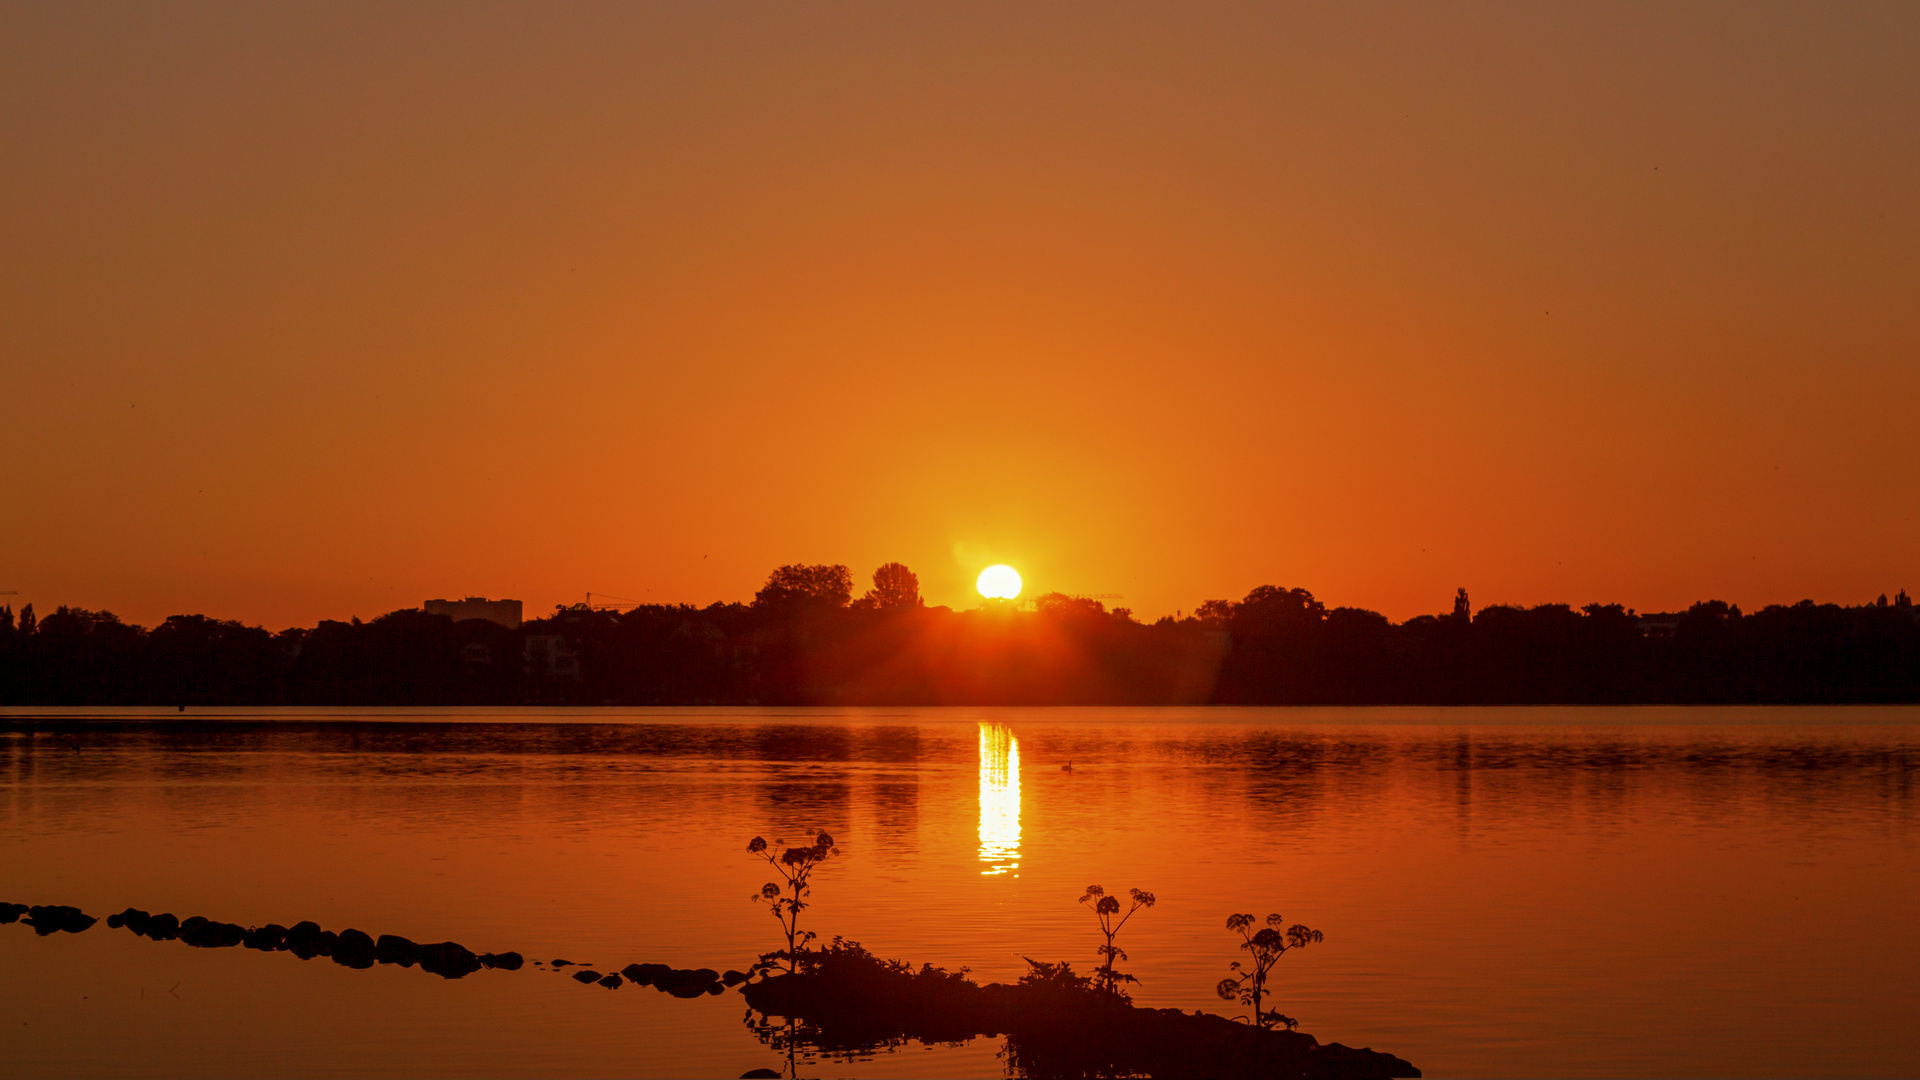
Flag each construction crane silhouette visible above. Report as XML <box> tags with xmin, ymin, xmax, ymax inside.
<box><xmin>583</xmin><ymin>592</ymin><xmax>638</xmax><ymax>611</ymax></box>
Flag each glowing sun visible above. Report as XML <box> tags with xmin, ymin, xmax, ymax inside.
<box><xmin>976</xmin><ymin>564</ymin><xmax>1023</xmax><ymax>600</ymax></box>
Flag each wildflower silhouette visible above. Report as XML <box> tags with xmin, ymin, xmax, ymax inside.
<box><xmin>1078</xmin><ymin>884</ymin><xmax>1155</xmax><ymax>998</ymax></box>
<box><xmin>1215</xmin><ymin>913</ymin><xmax>1322</xmax><ymax>1030</ymax></box>
<box><xmin>747</xmin><ymin>832</ymin><xmax>837</xmax><ymax>974</ymax></box>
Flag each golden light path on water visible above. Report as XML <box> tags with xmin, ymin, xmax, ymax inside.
<box><xmin>977</xmin><ymin>723</ymin><xmax>1021</xmax><ymax>876</ymax></box>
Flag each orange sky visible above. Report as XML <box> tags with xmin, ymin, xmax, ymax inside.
<box><xmin>3</xmin><ymin>2</ymin><xmax>1917</xmax><ymax>630</ymax></box>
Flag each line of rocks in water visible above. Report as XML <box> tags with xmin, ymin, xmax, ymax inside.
<box><xmin>7</xmin><ymin>900</ymin><xmax>745</xmax><ymax>996</ymax></box>
<box><xmin>107</xmin><ymin>907</ymin><xmax>524</xmax><ymax>979</ymax></box>
<box><xmin>555</xmin><ymin>961</ymin><xmax>750</xmax><ymax>996</ymax></box>
<box><xmin>3</xmin><ymin>900</ymin><xmax>524</xmax><ymax>980</ymax></box>
<box><xmin>0</xmin><ymin>903</ymin><xmax>97</xmax><ymax>935</ymax></box>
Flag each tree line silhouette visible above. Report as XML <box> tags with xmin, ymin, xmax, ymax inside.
<box><xmin>2</xmin><ymin>564</ymin><xmax>1916</xmax><ymax>705</ymax></box>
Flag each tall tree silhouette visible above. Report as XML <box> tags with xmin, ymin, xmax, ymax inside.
<box><xmin>754</xmin><ymin>565</ymin><xmax>853</xmax><ymax>611</ymax></box>
<box><xmin>857</xmin><ymin>563</ymin><xmax>921</xmax><ymax>610</ymax></box>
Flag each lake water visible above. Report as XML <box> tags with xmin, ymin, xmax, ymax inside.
<box><xmin>3</xmin><ymin>706</ymin><xmax>1917</xmax><ymax>1078</ymax></box>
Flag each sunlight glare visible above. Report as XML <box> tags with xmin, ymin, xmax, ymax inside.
<box><xmin>976</xmin><ymin>564</ymin><xmax>1023</xmax><ymax>600</ymax></box>
<box><xmin>978</xmin><ymin>723</ymin><xmax>1021</xmax><ymax>876</ymax></box>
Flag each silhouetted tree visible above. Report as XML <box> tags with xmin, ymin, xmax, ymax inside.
<box><xmin>1036</xmin><ymin>593</ymin><xmax>1108</xmax><ymax>619</ymax></box>
<box><xmin>1194</xmin><ymin>599</ymin><xmax>1233</xmax><ymax>626</ymax></box>
<box><xmin>5</xmin><ymin>571</ymin><xmax>1920</xmax><ymax>705</ymax></box>
<box><xmin>1215</xmin><ymin>913</ymin><xmax>1322</xmax><ymax>1030</ymax></box>
<box><xmin>749</xmin><ymin>832</ymin><xmax>838</xmax><ymax>974</ymax></box>
<box><xmin>856</xmin><ymin>563</ymin><xmax>921</xmax><ymax>610</ymax></box>
<box><xmin>755</xmin><ymin>565</ymin><xmax>853</xmax><ymax>611</ymax></box>
<box><xmin>1079</xmin><ymin>885</ymin><xmax>1155</xmax><ymax>998</ymax></box>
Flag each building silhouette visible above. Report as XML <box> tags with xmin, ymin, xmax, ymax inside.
<box><xmin>424</xmin><ymin>597</ymin><xmax>523</xmax><ymax>629</ymax></box>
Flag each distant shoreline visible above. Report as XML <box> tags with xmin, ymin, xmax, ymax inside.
<box><xmin>5</xmin><ymin>578</ymin><xmax>1918</xmax><ymax>706</ymax></box>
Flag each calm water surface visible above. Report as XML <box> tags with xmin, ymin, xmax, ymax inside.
<box><xmin>3</xmin><ymin>706</ymin><xmax>1917</xmax><ymax>1078</ymax></box>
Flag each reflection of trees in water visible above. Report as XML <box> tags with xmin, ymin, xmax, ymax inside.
<box><xmin>750</xmin><ymin>726</ymin><xmax>860</xmax><ymax>832</ymax></box>
<box><xmin>868</xmin><ymin>780</ymin><xmax>918</xmax><ymax>850</ymax></box>
<box><xmin>858</xmin><ymin>725</ymin><xmax>922</xmax><ymax>764</ymax></box>
<box><xmin>755</xmin><ymin>777</ymin><xmax>852</xmax><ymax>833</ymax></box>
<box><xmin>743</xmin><ymin>1010</ymin><xmax>937</xmax><ymax>1078</ymax></box>
<box><xmin>1160</xmin><ymin>727</ymin><xmax>1920</xmax><ymax>829</ymax></box>
<box><xmin>7</xmin><ymin>717</ymin><xmax>1914</xmax><ymax>833</ymax></box>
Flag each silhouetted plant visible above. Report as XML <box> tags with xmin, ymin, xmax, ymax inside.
<box><xmin>1016</xmin><ymin>957</ymin><xmax>1093</xmax><ymax>995</ymax></box>
<box><xmin>748</xmin><ymin>832</ymin><xmax>837</xmax><ymax>973</ymax></box>
<box><xmin>1214</xmin><ymin>913</ymin><xmax>1322</xmax><ymax>1030</ymax></box>
<box><xmin>1078</xmin><ymin>885</ymin><xmax>1154</xmax><ymax>998</ymax></box>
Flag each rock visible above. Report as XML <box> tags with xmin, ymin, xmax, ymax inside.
<box><xmin>180</xmin><ymin>920</ymin><xmax>244</xmax><ymax>948</ymax></box>
<box><xmin>0</xmin><ymin>902</ymin><xmax>27</xmax><ymax>924</ymax></box>
<box><xmin>108</xmin><ymin>907</ymin><xmax>149</xmax><ymax>931</ymax></box>
<box><xmin>479</xmin><ymin>951</ymin><xmax>523</xmax><ymax>970</ymax></box>
<box><xmin>375</xmin><ymin>935</ymin><xmax>419</xmax><ymax>967</ymax></box>
<box><xmin>1309</xmin><ymin>1042</ymin><xmax>1424</xmax><ymax>1079</ymax></box>
<box><xmin>179</xmin><ymin>916</ymin><xmax>209</xmax><ymax>935</ymax></box>
<box><xmin>662</xmin><ymin>969</ymin><xmax>717</xmax><ymax>999</ymax></box>
<box><xmin>284</xmin><ymin>921</ymin><xmax>326</xmax><ymax>957</ymax></box>
<box><xmin>332</xmin><ymin>928</ymin><xmax>376</xmax><ymax>968</ymax></box>
<box><xmin>597</xmin><ymin>974</ymin><xmax>622</xmax><ymax>989</ymax></box>
<box><xmin>416</xmin><ymin>941</ymin><xmax>481</xmax><ymax>979</ymax></box>
<box><xmin>572</xmin><ymin>970</ymin><xmax>602</xmax><ymax>984</ymax></box>
<box><xmin>244</xmin><ymin>924</ymin><xmax>289</xmax><ymax>951</ymax></box>
<box><xmin>627</xmin><ymin>962</ymin><xmax>672</xmax><ymax>987</ymax></box>
<box><xmin>146</xmin><ymin>913</ymin><xmax>180</xmax><ymax>940</ymax></box>
<box><xmin>551</xmin><ymin>958</ymin><xmax>573</xmax><ymax>968</ymax></box>
<box><xmin>722</xmin><ymin>969</ymin><xmax>749</xmax><ymax>987</ymax></box>
<box><xmin>740</xmin><ymin>1070</ymin><xmax>782</xmax><ymax>1079</ymax></box>
<box><xmin>25</xmin><ymin>905</ymin><xmax>97</xmax><ymax>935</ymax></box>
<box><xmin>705</xmin><ymin>982</ymin><xmax>726</xmax><ymax>996</ymax></box>
<box><xmin>286</xmin><ymin>925</ymin><xmax>337</xmax><ymax>959</ymax></box>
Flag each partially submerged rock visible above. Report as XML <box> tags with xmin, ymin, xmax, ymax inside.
<box><xmin>332</xmin><ymin>929</ymin><xmax>377</xmax><ymax>968</ymax></box>
<box><xmin>376</xmin><ymin>934</ymin><xmax>419</xmax><ymax>967</ymax></box>
<box><xmin>180</xmin><ymin>918</ymin><xmax>246</xmax><ymax>948</ymax></box>
<box><xmin>23</xmin><ymin>905</ymin><xmax>96</xmax><ymax>935</ymax></box>
<box><xmin>417</xmin><ymin>942</ymin><xmax>481</xmax><ymax>979</ymax></box>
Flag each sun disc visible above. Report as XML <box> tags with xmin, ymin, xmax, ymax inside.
<box><xmin>976</xmin><ymin>564</ymin><xmax>1023</xmax><ymax>600</ymax></box>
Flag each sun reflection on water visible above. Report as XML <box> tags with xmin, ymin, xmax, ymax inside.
<box><xmin>977</xmin><ymin>723</ymin><xmax>1021</xmax><ymax>876</ymax></box>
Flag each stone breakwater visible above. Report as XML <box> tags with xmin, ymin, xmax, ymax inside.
<box><xmin>3</xmin><ymin>899</ymin><xmax>523</xmax><ymax>978</ymax></box>
<box><xmin>6</xmin><ymin>899</ymin><xmax>744</xmax><ymax>995</ymax></box>
<box><xmin>105</xmin><ymin>907</ymin><xmax>527</xmax><ymax>978</ymax></box>
<box><xmin>0</xmin><ymin>902</ymin><xmax>97</xmax><ymax>935</ymax></box>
